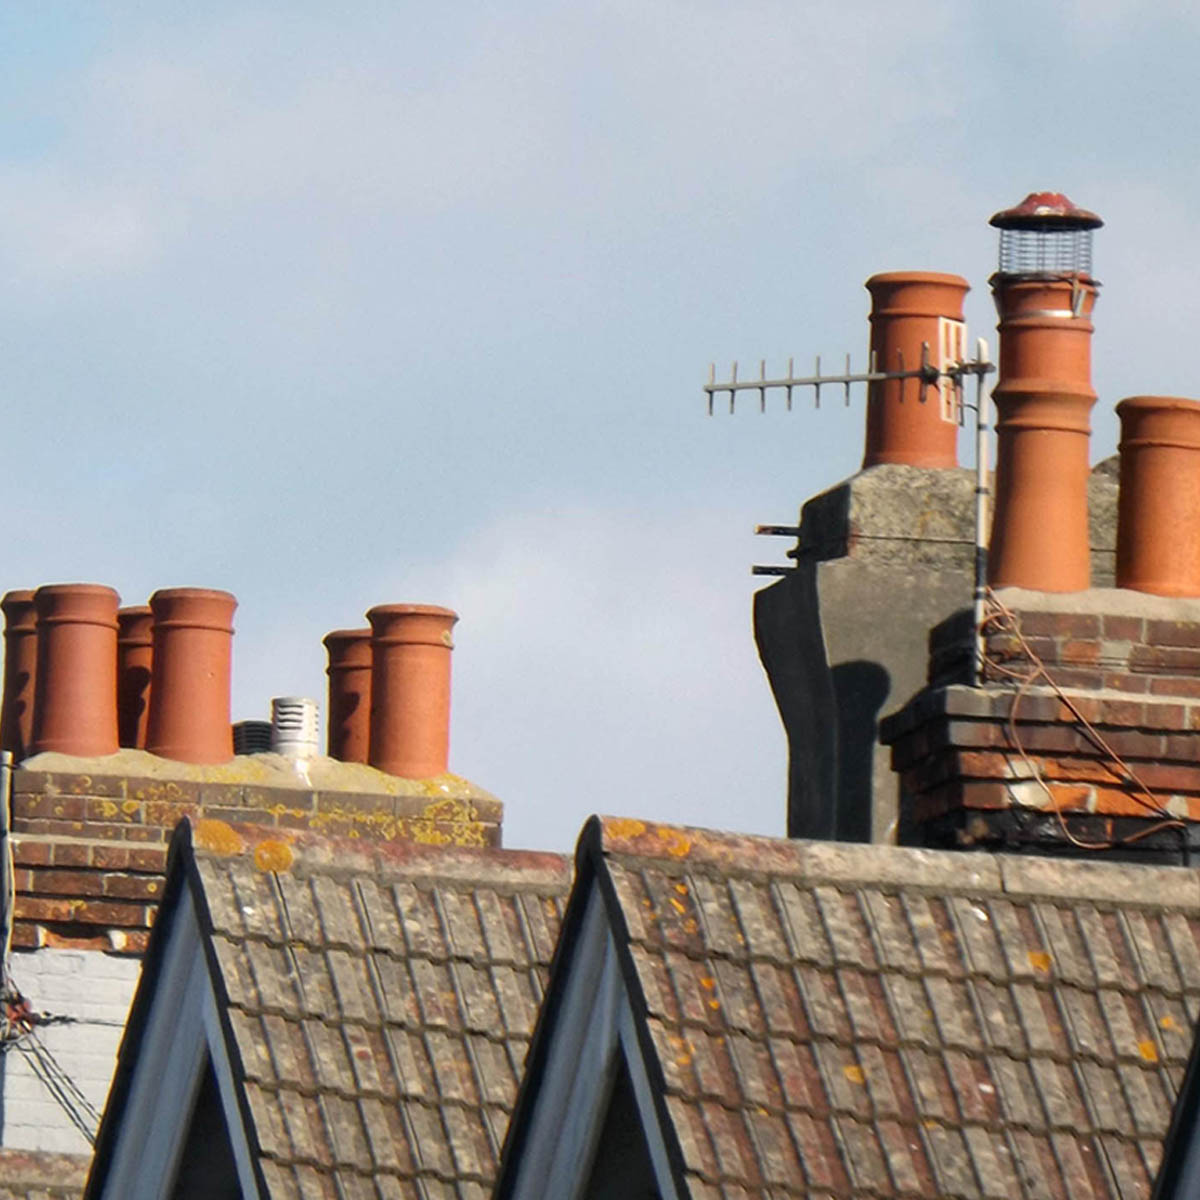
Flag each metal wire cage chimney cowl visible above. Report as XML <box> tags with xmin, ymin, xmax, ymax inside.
<box><xmin>989</xmin><ymin>191</ymin><xmax>1103</xmax><ymax>280</ymax></box>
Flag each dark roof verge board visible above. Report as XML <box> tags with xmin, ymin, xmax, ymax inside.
<box><xmin>84</xmin><ymin>817</ymin><xmax>571</xmax><ymax>1200</ymax></box>
<box><xmin>497</xmin><ymin>816</ymin><xmax>1200</xmax><ymax>1199</ymax></box>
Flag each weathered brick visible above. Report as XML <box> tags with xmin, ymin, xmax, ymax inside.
<box><xmin>1103</xmin><ymin>615</ymin><xmax>1145</xmax><ymax>641</ymax></box>
<box><xmin>11</xmin><ymin>839</ymin><xmax>51</xmax><ymax>867</ymax></box>
<box><xmin>1147</xmin><ymin>620</ymin><xmax>1200</xmax><ymax>648</ymax></box>
<box><xmin>125</xmin><ymin>777</ymin><xmax>202</xmax><ymax>805</ymax></box>
<box><xmin>1047</xmin><ymin>667</ymin><xmax>1105</xmax><ymax>691</ymax></box>
<box><xmin>50</xmin><ymin>842</ymin><xmax>94</xmax><ymax>868</ymax></box>
<box><xmin>12</xmin><ymin>794</ymin><xmax>87</xmax><ymax>822</ymax></box>
<box><xmin>26</xmin><ymin>771</ymin><xmax>125</xmax><ymax>798</ymax></box>
<box><xmin>143</xmin><ymin>800</ymin><xmax>200</xmax><ymax>829</ymax></box>
<box><xmin>68</xmin><ymin>898</ymin><xmax>151</xmax><ymax>927</ymax></box>
<box><xmin>1102</xmin><ymin>672</ymin><xmax>1151</xmax><ymax>694</ymax></box>
<box><xmin>90</xmin><ymin>843</ymin><xmax>168</xmax><ymax>871</ymax></box>
<box><xmin>1017</xmin><ymin>612</ymin><xmax>1101</xmax><ymax>639</ymax></box>
<box><xmin>28</xmin><ymin>869</ymin><xmax>106</xmax><ymax>897</ymax></box>
<box><xmin>15</xmin><ymin>895</ymin><xmax>80</xmax><ymax>923</ymax></box>
<box><xmin>103</xmin><ymin>873</ymin><xmax>164</xmax><ymax>900</ymax></box>
<box><xmin>1151</xmin><ymin>676</ymin><xmax>1200</xmax><ymax>699</ymax></box>
<box><xmin>83</xmin><ymin>797</ymin><xmax>143</xmax><ymax>824</ymax></box>
<box><xmin>1061</xmin><ymin>639</ymin><xmax>1102</xmax><ymax>665</ymax></box>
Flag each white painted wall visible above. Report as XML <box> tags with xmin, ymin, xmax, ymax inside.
<box><xmin>0</xmin><ymin>948</ymin><xmax>141</xmax><ymax>1153</ymax></box>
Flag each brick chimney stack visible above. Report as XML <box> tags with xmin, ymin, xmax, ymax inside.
<box><xmin>987</xmin><ymin>192</ymin><xmax>1103</xmax><ymax>592</ymax></box>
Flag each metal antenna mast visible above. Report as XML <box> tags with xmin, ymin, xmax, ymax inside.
<box><xmin>705</xmin><ymin>339</ymin><xmax>996</xmax><ymax>684</ymax></box>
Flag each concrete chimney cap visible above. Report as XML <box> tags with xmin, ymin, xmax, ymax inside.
<box><xmin>989</xmin><ymin>191</ymin><xmax>1103</xmax><ymax>231</ymax></box>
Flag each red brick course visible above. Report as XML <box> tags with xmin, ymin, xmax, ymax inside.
<box><xmin>7</xmin><ymin>767</ymin><xmax>503</xmax><ymax>955</ymax></box>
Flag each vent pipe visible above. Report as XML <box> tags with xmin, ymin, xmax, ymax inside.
<box><xmin>987</xmin><ymin>191</ymin><xmax>1102</xmax><ymax>592</ymax></box>
<box><xmin>116</xmin><ymin>606</ymin><xmax>154</xmax><ymax>749</ymax></box>
<box><xmin>1115</xmin><ymin>396</ymin><xmax>1200</xmax><ymax>596</ymax></box>
<box><xmin>145</xmin><ymin>588</ymin><xmax>236</xmax><ymax>764</ymax></box>
<box><xmin>0</xmin><ymin>591</ymin><xmax>37</xmax><ymax>759</ymax></box>
<box><xmin>271</xmin><ymin>696</ymin><xmax>320</xmax><ymax>759</ymax></box>
<box><xmin>367</xmin><ymin>604</ymin><xmax>457</xmax><ymax>779</ymax></box>
<box><xmin>30</xmin><ymin>584</ymin><xmax>120</xmax><ymax>758</ymax></box>
<box><xmin>233</xmin><ymin>720</ymin><xmax>272</xmax><ymax>755</ymax></box>
<box><xmin>862</xmin><ymin>272</ymin><xmax>969</xmax><ymax>469</ymax></box>
<box><xmin>323</xmin><ymin>628</ymin><xmax>372</xmax><ymax>763</ymax></box>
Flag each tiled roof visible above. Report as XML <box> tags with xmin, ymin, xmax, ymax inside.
<box><xmin>190</xmin><ymin>820</ymin><xmax>570</xmax><ymax>1198</ymax></box>
<box><xmin>569</xmin><ymin>817</ymin><xmax>1200</xmax><ymax>1198</ymax></box>
<box><xmin>0</xmin><ymin>1149</ymin><xmax>90</xmax><ymax>1199</ymax></box>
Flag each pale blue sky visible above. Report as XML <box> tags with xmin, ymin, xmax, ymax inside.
<box><xmin>0</xmin><ymin>3</ymin><xmax>1194</xmax><ymax>849</ymax></box>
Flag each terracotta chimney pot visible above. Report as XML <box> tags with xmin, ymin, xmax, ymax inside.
<box><xmin>30</xmin><ymin>584</ymin><xmax>120</xmax><ymax>758</ymax></box>
<box><xmin>366</xmin><ymin>604</ymin><xmax>457</xmax><ymax>778</ymax></box>
<box><xmin>145</xmin><ymin>588</ymin><xmax>236</xmax><ymax>764</ymax></box>
<box><xmin>116</xmin><ymin>606</ymin><xmax>154</xmax><ymax>749</ymax></box>
<box><xmin>862</xmin><ymin>271</ymin><xmax>969</xmax><ymax>469</ymax></box>
<box><xmin>987</xmin><ymin>191</ymin><xmax>1102</xmax><ymax>593</ymax></box>
<box><xmin>323</xmin><ymin>628</ymin><xmax>372</xmax><ymax>763</ymax></box>
<box><xmin>1116</xmin><ymin>396</ymin><xmax>1200</xmax><ymax>596</ymax></box>
<box><xmin>0</xmin><ymin>590</ymin><xmax>38</xmax><ymax>759</ymax></box>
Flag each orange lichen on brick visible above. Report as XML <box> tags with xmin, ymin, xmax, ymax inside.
<box><xmin>193</xmin><ymin>819</ymin><xmax>246</xmax><ymax>856</ymax></box>
<box><xmin>253</xmin><ymin>840</ymin><xmax>295</xmax><ymax>873</ymax></box>
<box><xmin>1138</xmin><ymin>1039</ymin><xmax>1159</xmax><ymax>1063</ymax></box>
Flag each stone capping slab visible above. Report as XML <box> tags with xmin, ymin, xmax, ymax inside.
<box><xmin>595</xmin><ymin>816</ymin><xmax>1200</xmax><ymax>910</ymax></box>
<box><xmin>189</xmin><ymin>817</ymin><xmax>569</xmax><ymax>890</ymax></box>
<box><xmin>998</xmin><ymin>853</ymin><xmax>1200</xmax><ymax>909</ymax></box>
<box><xmin>992</xmin><ymin>586</ymin><xmax>1200</xmax><ymax>620</ymax></box>
<box><xmin>881</xmin><ymin>683</ymin><xmax>1200</xmax><ymax>741</ymax></box>
<box><xmin>12</xmin><ymin>769</ymin><xmax>504</xmax><ymax>824</ymax></box>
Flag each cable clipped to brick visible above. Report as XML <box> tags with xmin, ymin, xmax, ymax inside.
<box><xmin>980</xmin><ymin>589</ymin><xmax>1184</xmax><ymax>852</ymax></box>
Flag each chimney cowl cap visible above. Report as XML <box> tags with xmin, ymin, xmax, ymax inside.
<box><xmin>989</xmin><ymin>191</ymin><xmax>1103</xmax><ymax>232</ymax></box>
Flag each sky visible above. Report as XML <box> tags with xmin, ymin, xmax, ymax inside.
<box><xmin>0</xmin><ymin>3</ymin><xmax>1197</xmax><ymax>851</ymax></box>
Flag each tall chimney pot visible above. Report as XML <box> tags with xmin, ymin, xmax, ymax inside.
<box><xmin>30</xmin><ymin>584</ymin><xmax>120</xmax><ymax>758</ymax></box>
<box><xmin>116</xmin><ymin>605</ymin><xmax>154</xmax><ymax>749</ymax></box>
<box><xmin>987</xmin><ymin>191</ymin><xmax>1102</xmax><ymax>592</ymax></box>
<box><xmin>366</xmin><ymin>604</ymin><xmax>457</xmax><ymax>779</ymax></box>
<box><xmin>1115</xmin><ymin>396</ymin><xmax>1200</xmax><ymax>596</ymax></box>
<box><xmin>323</xmin><ymin>628</ymin><xmax>372</xmax><ymax>763</ymax></box>
<box><xmin>145</xmin><ymin>588</ymin><xmax>236</xmax><ymax>764</ymax></box>
<box><xmin>0</xmin><ymin>590</ymin><xmax>38</xmax><ymax>759</ymax></box>
<box><xmin>862</xmin><ymin>271</ymin><xmax>969</xmax><ymax>469</ymax></box>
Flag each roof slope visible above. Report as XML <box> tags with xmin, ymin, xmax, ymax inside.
<box><xmin>505</xmin><ymin>817</ymin><xmax>1200</xmax><ymax>1198</ymax></box>
<box><xmin>90</xmin><ymin>819</ymin><xmax>571</xmax><ymax>1199</ymax></box>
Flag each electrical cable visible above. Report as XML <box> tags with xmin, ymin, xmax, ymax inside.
<box><xmin>980</xmin><ymin>589</ymin><xmax>1185</xmax><ymax>851</ymax></box>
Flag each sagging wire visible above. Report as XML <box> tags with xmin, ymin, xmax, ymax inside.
<box><xmin>0</xmin><ymin>748</ymin><xmax>104</xmax><ymax>1145</ymax></box>
<box><xmin>981</xmin><ymin>589</ymin><xmax>1185</xmax><ymax>852</ymax></box>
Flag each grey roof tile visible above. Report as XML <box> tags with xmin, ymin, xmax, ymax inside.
<box><xmin>581</xmin><ymin>817</ymin><xmax>1200</xmax><ymax>1198</ymax></box>
<box><xmin>179</xmin><ymin>831</ymin><xmax>569</xmax><ymax>1197</ymax></box>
